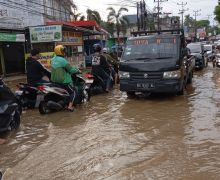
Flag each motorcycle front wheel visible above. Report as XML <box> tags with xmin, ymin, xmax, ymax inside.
<box><xmin>9</xmin><ymin>110</ymin><xmax>20</xmax><ymax>130</ymax></box>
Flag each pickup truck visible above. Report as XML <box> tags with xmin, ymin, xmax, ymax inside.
<box><xmin>119</xmin><ymin>29</ymin><xmax>195</xmax><ymax>96</ymax></box>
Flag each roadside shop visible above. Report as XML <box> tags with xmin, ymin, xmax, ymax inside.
<box><xmin>28</xmin><ymin>23</ymin><xmax>103</xmax><ymax>70</ymax></box>
<box><xmin>0</xmin><ymin>28</ymin><xmax>25</xmax><ymax>75</ymax></box>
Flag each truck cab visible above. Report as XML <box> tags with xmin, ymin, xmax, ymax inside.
<box><xmin>119</xmin><ymin>29</ymin><xmax>193</xmax><ymax>96</ymax></box>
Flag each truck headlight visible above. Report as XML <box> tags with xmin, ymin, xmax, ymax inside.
<box><xmin>163</xmin><ymin>70</ymin><xmax>181</xmax><ymax>79</ymax></box>
<box><xmin>119</xmin><ymin>71</ymin><xmax>130</xmax><ymax>79</ymax></box>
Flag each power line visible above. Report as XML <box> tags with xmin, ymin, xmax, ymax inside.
<box><xmin>193</xmin><ymin>9</ymin><xmax>201</xmax><ymax>41</ymax></box>
<box><xmin>154</xmin><ymin>0</ymin><xmax>168</xmax><ymax>30</ymax></box>
<box><xmin>177</xmin><ymin>2</ymin><xmax>188</xmax><ymax>28</ymax></box>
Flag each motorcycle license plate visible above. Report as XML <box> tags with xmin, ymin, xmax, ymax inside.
<box><xmin>85</xmin><ymin>79</ymin><xmax>94</xmax><ymax>84</ymax></box>
<box><xmin>137</xmin><ymin>83</ymin><xmax>154</xmax><ymax>89</ymax></box>
<box><xmin>15</xmin><ymin>90</ymin><xmax>23</xmax><ymax>96</ymax></box>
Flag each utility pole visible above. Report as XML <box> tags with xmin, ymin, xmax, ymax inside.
<box><xmin>177</xmin><ymin>2</ymin><xmax>188</xmax><ymax>29</ymax></box>
<box><xmin>154</xmin><ymin>0</ymin><xmax>168</xmax><ymax>30</ymax></box>
<box><xmin>193</xmin><ymin>9</ymin><xmax>201</xmax><ymax>42</ymax></box>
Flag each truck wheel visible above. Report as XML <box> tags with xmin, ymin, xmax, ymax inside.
<box><xmin>126</xmin><ymin>91</ymin><xmax>135</xmax><ymax>98</ymax></box>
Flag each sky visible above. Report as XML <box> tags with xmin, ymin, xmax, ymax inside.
<box><xmin>73</xmin><ymin>0</ymin><xmax>218</xmax><ymax>25</ymax></box>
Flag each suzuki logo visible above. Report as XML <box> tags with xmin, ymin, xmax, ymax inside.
<box><xmin>144</xmin><ymin>73</ymin><xmax>148</xmax><ymax>78</ymax></box>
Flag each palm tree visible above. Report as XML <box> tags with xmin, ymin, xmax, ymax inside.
<box><xmin>86</xmin><ymin>9</ymin><xmax>101</xmax><ymax>24</ymax></box>
<box><xmin>107</xmin><ymin>7</ymin><xmax>129</xmax><ymax>39</ymax></box>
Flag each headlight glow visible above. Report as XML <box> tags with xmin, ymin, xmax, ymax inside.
<box><xmin>119</xmin><ymin>71</ymin><xmax>130</xmax><ymax>79</ymax></box>
<box><xmin>163</xmin><ymin>70</ymin><xmax>181</xmax><ymax>79</ymax></box>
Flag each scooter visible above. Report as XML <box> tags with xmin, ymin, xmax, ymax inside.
<box><xmin>38</xmin><ymin>73</ymin><xmax>93</xmax><ymax>114</ymax></box>
<box><xmin>15</xmin><ymin>83</ymin><xmax>44</xmax><ymax>109</ymax></box>
<box><xmin>86</xmin><ymin>70</ymin><xmax>114</xmax><ymax>95</ymax></box>
<box><xmin>0</xmin><ymin>78</ymin><xmax>21</xmax><ymax>133</ymax></box>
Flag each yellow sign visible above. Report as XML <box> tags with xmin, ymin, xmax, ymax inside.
<box><xmin>62</xmin><ymin>31</ymin><xmax>83</xmax><ymax>45</ymax></box>
<box><xmin>25</xmin><ymin>52</ymin><xmax>54</xmax><ymax>69</ymax></box>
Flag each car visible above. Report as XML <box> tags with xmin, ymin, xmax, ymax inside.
<box><xmin>203</xmin><ymin>44</ymin><xmax>215</xmax><ymax>62</ymax></box>
<box><xmin>119</xmin><ymin>29</ymin><xmax>194</xmax><ymax>96</ymax></box>
<box><xmin>187</xmin><ymin>42</ymin><xmax>207</xmax><ymax>69</ymax></box>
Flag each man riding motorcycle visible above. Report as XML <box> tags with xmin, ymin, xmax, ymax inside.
<box><xmin>26</xmin><ymin>48</ymin><xmax>51</xmax><ymax>86</ymax></box>
<box><xmin>91</xmin><ymin>44</ymin><xmax>111</xmax><ymax>92</ymax></box>
<box><xmin>51</xmin><ymin>45</ymin><xmax>80</xmax><ymax>112</ymax></box>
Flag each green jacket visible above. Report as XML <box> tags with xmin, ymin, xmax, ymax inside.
<box><xmin>51</xmin><ymin>56</ymin><xmax>79</xmax><ymax>85</ymax></box>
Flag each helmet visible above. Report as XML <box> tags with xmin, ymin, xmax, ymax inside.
<box><xmin>102</xmin><ymin>47</ymin><xmax>108</xmax><ymax>53</ymax></box>
<box><xmin>93</xmin><ymin>44</ymin><xmax>102</xmax><ymax>53</ymax></box>
<box><xmin>54</xmin><ymin>45</ymin><xmax>66</xmax><ymax>56</ymax></box>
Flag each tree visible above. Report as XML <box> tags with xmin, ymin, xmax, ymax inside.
<box><xmin>73</xmin><ymin>13</ymin><xmax>85</xmax><ymax>21</ymax></box>
<box><xmin>196</xmin><ymin>20</ymin><xmax>210</xmax><ymax>28</ymax></box>
<box><xmin>184</xmin><ymin>14</ymin><xmax>195</xmax><ymax>27</ymax></box>
<box><xmin>214</xmin><ymin>5</ymin><xmax>220</xmax><ymax>24</ymax></box>
<box><xmin>107</xmin><ymin>7</ymin><xmax>129</xmax><ymax>39</ymax></box>
<box><xmin>86</xmin><ymin>9</ymin><xmax>101</xmax><ymax>24</ymax></box>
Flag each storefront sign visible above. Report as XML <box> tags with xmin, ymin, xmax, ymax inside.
<box><xmin>0</xmin><ymin>33</ymin><xmax>25</xmax><ymax>42</ymax></box>
<box><xmin>62</xmin><ymin>31</ymin><xmax>83</xmax><ymax>45</ymax></box>
<box><xmin>29</xmin><ymin>25</ymin><xmax>62</xmax><ymax>43</ymax></box>
<box><xmin>25</xmin><ymin>52</ymin><xmax>54</xmax><ymax>69</ymax></box>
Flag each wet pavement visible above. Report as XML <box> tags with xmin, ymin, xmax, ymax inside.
<box><xmin>1</xmin><ymin>64</ymin><xmax>220</xmax><ymax>180</ymax></box>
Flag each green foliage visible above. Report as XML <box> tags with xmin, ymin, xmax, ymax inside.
<box><xmin>214</xmin><ymin>5</ymin><xmax>220</xmax><ymax>24</ymax></box>
<box><xmin>107</xmin><ymin>7</ymin><xmax>129</xmax><ymax>38</ymax></box>
<box><xmin>86</xmin><ymin>9</ymin><xmax>102</xmax><ymax>24</ymax></box>
<box><xmin>196</xmin><ymin>20</ymin><xmax>210</xmax><ymax>28</ymax></box>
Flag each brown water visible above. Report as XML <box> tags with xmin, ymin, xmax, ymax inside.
<box><xmin>1</xmin><ymin>65</ymin><xmax>220</xmax><ymax>180</ymax></box>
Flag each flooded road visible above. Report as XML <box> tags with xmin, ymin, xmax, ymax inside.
<box><xmin>1</xmin><ymin>65</ymin><xmax>220</xmax><ymax>180</ymax></box>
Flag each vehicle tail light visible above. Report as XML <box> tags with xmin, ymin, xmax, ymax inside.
<box><xmin>38</xmin><ymin>85</ymin><xmax>45</xmax><ymax>91</ymax></box>
<box><xmin>85</xmin><ymin>73</ymin><xmax>93</xmax><ymax>79</ymax></box>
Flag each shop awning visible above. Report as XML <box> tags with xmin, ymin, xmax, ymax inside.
<box><xmin>47</xmin><ymin>21</ymin><xmax>103</xmax><ymax>36</ymax></box>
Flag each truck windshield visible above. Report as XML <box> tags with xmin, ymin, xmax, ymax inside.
<box><xmin>122</xmin><ymin>37</ymin><xmax>178</xmax><ymax>61</ymax></box>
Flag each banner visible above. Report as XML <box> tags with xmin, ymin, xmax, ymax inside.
<box><xmin>25</xmin><ymin>52</ymin><xmax>54</xmax><ymax>69</ymax></box>
<box><xmin>29</xmin><ymin>25</ymin><xmax>62</xmax><ymax>43</ymax></box>
<box><xmin>0</xmin><ymin>33</ymin><xmax>25</xmax><ymax>42</ymax></box>
<box><xmin>62</xmin><ymin>31</ymin><xmax>83</xmax><ymax>45</ymax></box>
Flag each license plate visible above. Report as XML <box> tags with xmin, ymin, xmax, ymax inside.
<box><xmin>85</xmin><ymin>79</ymin><xmax>94</xmax><ymax>84</ymax></box>
<box><xmin>137</xmin><ymin>83</ymin><xmax>154</xmax><ymax>89</ymax></box>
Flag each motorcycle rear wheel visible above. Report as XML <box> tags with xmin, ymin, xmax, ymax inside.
<box><xmin>39</xmin><ymin>101</ymin><xmax>50</xmax><ymax>114</ymax></box>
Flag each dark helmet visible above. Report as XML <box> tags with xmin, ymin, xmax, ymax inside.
<box><xmin>93</xmin><ymin>44</ymin><xmax>102</xmax><ymax>52</ymax></box>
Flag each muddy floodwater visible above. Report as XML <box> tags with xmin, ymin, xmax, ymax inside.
<box><xmin>1</xmin><ymin>65</ymin><xmax>220</xmax><ymax>180</ymax></box>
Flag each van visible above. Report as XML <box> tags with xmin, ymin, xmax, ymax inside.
<box><xmin>119</xmin><ymin>29</ymin><xmax>194</xmax><ymax>96</ymax></box>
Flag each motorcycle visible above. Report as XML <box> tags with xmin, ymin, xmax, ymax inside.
<box><xmin>15</xmin><ymin>83</ymin><xmax>44</xmax><ymax>109</ymax></box>
<box><xmin>86</xmin><ymin>71</ymin><xmax>114</xmax><ymax>95</ymax></box>
<box><xmin>38</xmin><ymin>73</ymin><xmax>93</xmax><ymax>114</ymax></box>
<box><xmin>0</xmin><ymin>78</ymin><xmax>21</xmax><ymax>133</ymax></box>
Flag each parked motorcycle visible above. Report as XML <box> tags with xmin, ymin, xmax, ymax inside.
<box><xmin>15</xmin><ymin>83</ymin><xmax>44</xmax><ymax>109</ymax></box>
<box><xmin>0</xmin><ymin>78</ymin><xmax>21</xmax><ymax>133</ymax></box>
<box><xmin>38</xmin><ymin>73</ymin><xmax>93</xmax><ymax>114</ymax></box>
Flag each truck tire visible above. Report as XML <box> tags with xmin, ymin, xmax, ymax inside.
<box><xmin>126</xmin><ymin>91</ymin><xmax>135</xmax><ymax>98</ymax></box>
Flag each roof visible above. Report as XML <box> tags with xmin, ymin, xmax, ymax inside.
<box><xmin>46</xmin><ymin>21</ymin><xmax>103</xmax><ymax>36</ymax></box>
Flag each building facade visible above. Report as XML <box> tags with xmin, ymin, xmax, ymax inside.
<box><xmin>0</xmin><ymin>0</ymin><xmax>75</xmax><ymax>75</ymax></box>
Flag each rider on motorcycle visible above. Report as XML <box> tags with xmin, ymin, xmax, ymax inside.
<box><xmin>51</xmin><ymin>45</ymin><xmax>80</xmax><ymax>112</ymax></box>
<box><xmin>91</xmin><ymin>44</ymin><xmax>111</xmax><ymax>92</ymax></box>
<box><xmin>26</xmin><ymin>48</ymin><xmax>51</xmax><ymax>86</ymax></box>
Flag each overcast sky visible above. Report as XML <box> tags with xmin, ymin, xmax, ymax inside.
<box><xmin>74</xmin><ymin>0</ymin><xmax>218</xmax><ymax>25</ymax></box>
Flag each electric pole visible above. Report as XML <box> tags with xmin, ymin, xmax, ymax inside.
<box><xmin>154</xmin><ymin>0</ymin><xmax>168</xmax><ymax>30</ymax></box>
<box><xmin>177</xmin><ymin>2</ymin><xmax>188</xmax><ymax>29</ymax></box>
<box><xmin>193</xmin><ymin>9</ymin><xmax>201</xmax><ymax>41</ymax></box>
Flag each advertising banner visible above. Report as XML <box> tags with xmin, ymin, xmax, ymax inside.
<box><xmin>29</xmin><ymin>25</ymin><xmax>62</xmax><ymax>43</ymax></box>
<box><xmin>0</xmin><ymin>33</ymin><xmax>25</xmax><ymax>42</ymax></box>
<box><xmin>25</xmin><ymin>52</ymin><xmax>54</xmax><ymax>69</ymax></box>
<box><xmin>62</xmin><ymin>31</ymin><xmax>83</xmax><ymax>45</ymax></box>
